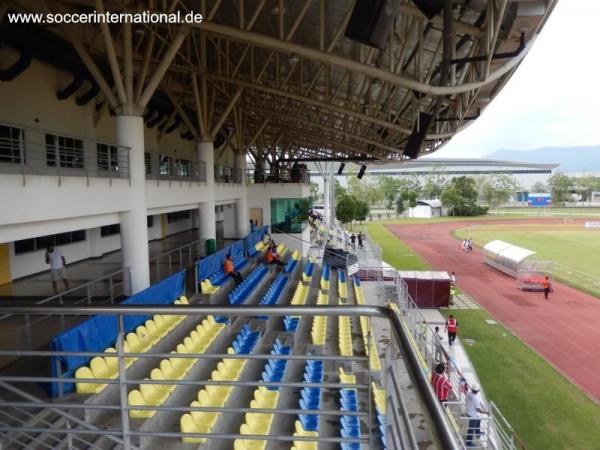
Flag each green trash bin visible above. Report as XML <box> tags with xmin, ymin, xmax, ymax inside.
<box><xmin>206</xmin><ymin>238</ymin><xmax>217</xmax><ymax>255</ymax></box>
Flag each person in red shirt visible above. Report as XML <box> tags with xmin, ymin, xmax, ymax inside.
<box><xmin>224</xmin><ymin>254</ymin><xmax>243</xmax><ymax>285</ymax></box>
<box><xmin>445</xmin><ymin>315</ymin><xmax>458</xmax><ymax>346</ymax></box>
<box><xmin>543</xmin><ymin>276</ymin><xmax>551</xmax><ymax>299</ymax></box>
<box><xmin>431</xmin><ymin>363</ymin><xmax>453</xmax><ymax>403</ymax></box>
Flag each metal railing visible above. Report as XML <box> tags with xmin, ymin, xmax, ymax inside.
<box><xmin>145</xmin><ymin>154</ymin><xmax>206</xmax><ymax>183</ymax></box>
<box><xmin>149</xmin><ymin>239</ymin><xmax>203</xmax><ymax>283</ymax></box>
<box><xmin>214</xmin><ymin>165</ymin><xmax>242</xmax><ymax>184</ymax></box>
<box><xmin>0</xmin><ymin>303</ymin><xmax>462</xmax><ymax>450</ymax></box>
<box><xmin>392</xmin><ymin>273</ymin><xmax>525</xmax><ymax>450</ymax></box>
<box><xmin>245</xmin><ymin>167</ymin><xmax>310</xmax><ymax>184</ymax></box>
<box><xmin>0</xmin><ymin>122</ymin><xmax>130</xmax><ymax>185</ymax></box>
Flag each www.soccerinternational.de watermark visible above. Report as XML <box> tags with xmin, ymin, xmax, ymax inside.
<box><xmin>7</xmin><ymin>10</ymin><xmax>203</xmax><ymax>25</ymax></box>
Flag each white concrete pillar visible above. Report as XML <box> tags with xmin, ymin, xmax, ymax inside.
<box><xmin>117</xmin><ymin>115</ymin><xmax>150</xmax><ymax>294</ymax></box>
<box><xmin>197</xmin><ymin>141</ymin><xmax>216</xmax><ymax>246</ymax></box>
<box><xmin>329</xmin><ymin>165</ymin><xmax>336</xmax><ymax>225</ymax></box>
<box><xmin>88</xmin><ymin>227</ymin><xmax>103</xmax><ymax>258</ymax></box>
<box><xmin>323</xmin><ymin>176</ymin><xmax>330</xmax><ymax>223</ymax></box>
<box><xmin>236</xmin><ymin>152</ymin><xmax>249</xmax><ymax>238</ymax></box>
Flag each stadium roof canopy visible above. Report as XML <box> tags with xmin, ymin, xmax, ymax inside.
<box><xmin>0</xmin><ymin>0</ymin><xmax>556</xmax><ymax>164</ymax></box>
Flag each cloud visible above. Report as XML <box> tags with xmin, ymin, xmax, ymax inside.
<box><xmin>432</xmin><ymin>0</ymin><xmax>600</xmax><ymax>158</ymax></box>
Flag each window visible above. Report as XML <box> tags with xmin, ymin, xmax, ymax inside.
<box><xmin>14</xmin><ymin>230</ymin><xmax>86</xmax><ymax>255</ymax></box>
<box><xmin>159</xmin><ymin>154</ymin><xmax>171</xmax><ymax>176</ymax></box>
<box><xmin>0</xmin><ymin>124</ymin><xmax>25</xmax><ymax>164</ymax></box>
<box><xmin>177</xmin><ymin>159</ymin><xmax>190</xmax><ymax>177</ymax></box>
<box><xmin>167</xmin><ymin>210</ymin><xmax>191</xmax><ymax>223</ymax></box>
<box><xmin>46</xmin><ymin>134</ymin><xmax>84</xmax><ymax>168</ymax></box>
<box><xmin>97</xmin><ymin>143</ymin><xmax>119</xmax><ymax>171</ymax></box>
<box><xmin>145</xmin><ymin>152</ymin><xmax>152</xmax><ymax>175</ymax></box>
<box><xmin>100</xmin><ymin>224</ymin><xmax>121</xmax><ymax>237</ymax></box>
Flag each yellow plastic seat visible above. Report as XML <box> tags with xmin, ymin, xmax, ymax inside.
<box><xmin>180</xmin><ymin>413</ymin><xmax>207</xmax><ymax>443</ymax></box>
<box><xmin>201</xmin><ymin>279</ymin><xmax>220</xmax><ymax>294</ymax></box>
<box><xmin>180</xmin><ymin>296</ymin><xmax>189</xmax><ymax>304</ymax></box>
<box><xmin>75</xmin><ymin>366</ymin><xmax>104</xmax><ymax>394</ymax></box>
<box><xmin>128</xmin><ymin>389</ymin><xmax>155</xmax><ymax>418</ymax></box>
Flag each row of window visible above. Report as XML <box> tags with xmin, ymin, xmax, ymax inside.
<box><xmin>0</xmin><ymin>124</ymin><xmax>193</xmax><ymax>176</ymax></box>
<box><xmin>14</xmin><ymin>230</ymin><xmax>87</xmax><ymax>255</ymax></box>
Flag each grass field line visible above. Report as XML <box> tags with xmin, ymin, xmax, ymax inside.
<box><xmin>490</xmin><ymin>211</ymin><xmax>600</xmax><ymax>217</ymax></box>
<box><xmin>554</xmin><ymin>262</ymin><xmax>600</xmax><ymax>284</ymax></box>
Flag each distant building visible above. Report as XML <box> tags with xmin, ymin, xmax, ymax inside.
<box><xmin>409</xmin><ymin>200</ymin><xmax>443</xmax><ymax>218</ymax></box>
<box><xmin>310</xmin><ymin>158</ymin><xmax>559</xmax><ymax>202</ymax></box>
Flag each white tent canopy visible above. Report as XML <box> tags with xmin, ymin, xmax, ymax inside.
<box><xmin>483</xmin><ymin>240</ymin><xmax>536</xmax><ymax>277</ymax></box>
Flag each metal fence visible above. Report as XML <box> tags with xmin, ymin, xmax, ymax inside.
<box><xmin>0</xmin><ymin>304</ymin><xmax>460</xmax><ymax>450</ymax></box>
<box><xmin>145</xmin><ymin>154</ymin><xmax>206</xmax><ymax>184</ymax></box>
<box><xmin>149</xmin><ymin>240</ymin><xmax>203</xmax><ymax>284</ymax></box>
<box><xmin>0</xmin><ymin>122</ymin><xmax>131</xmax><ymax>185</ymax></box>
<box><xmin>392</xmin><ymin>274</ymin><xmax>525</xmax><ymax>450</ymax></box>
<box><xmin>214</xmin><ymin>165</ymin><xmax>242</xmax><ymax>184</ymax></box>
<box><xmin>245</xmin><ymin>167</ymin><xmax>310</xmax><ymax>184</ymax></box>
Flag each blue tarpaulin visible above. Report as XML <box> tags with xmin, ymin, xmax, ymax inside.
<box><xmin>197</xmin><ymin>247</ymin><xmax>228</xmax><ymax>281</ymax></box>
<box><xmin>49</xmin><ymin>271</ymin><xmax>185</xmax><ymax>397</ymax></box>
<box><xmin>229</xmin><ymin>239</ymin><xmax>245</xmax><ymax>258</ymax></box>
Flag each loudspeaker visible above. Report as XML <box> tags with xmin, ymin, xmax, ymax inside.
<box><xmin>357</xmin><ymin>165</ymin><xmax>367</xmax><ymax>179</ymax></box>
<box><xmin>404</xmin><ymin>112</ymin><xmax>433</xmax><ymax>159</ymax></box>
<box><xmin>412</xmin><ymin>0</ymin><xmax>444</xmax><ymax>20</ymax></box>
<box><xmin>345</xmin><ymin>0</ymin><xmax>401</xmax><ymax>50</ymax></box>
<box><xmin>337</xmin><ymin>163</ymin><xmax>346</xmax><ymax>175</ymax></box>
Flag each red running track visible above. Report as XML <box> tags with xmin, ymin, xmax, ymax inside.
<box><xmin>387</xmin><ymin>219</ymin><xmax>600</xmax><ymax>403</ymax></box>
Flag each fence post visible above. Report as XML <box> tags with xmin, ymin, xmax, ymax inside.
<box><xmin>117</xmin><ymin>315</ymin><xmax>132</xmax><ymax>450</ymax></box>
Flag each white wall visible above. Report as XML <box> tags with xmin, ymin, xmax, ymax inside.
<box><xmin>222</xmin><ymin>204</ymin><xmax>236</xmax><ymax>238</ymax></box>
<box><xmin>247</xmin><ymin>183</ymin><xmax>311</xmax><ymax>229</ymax></box>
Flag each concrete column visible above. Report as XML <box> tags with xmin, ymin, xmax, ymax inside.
<box><xmin>323</xmin><ymin>175</ymin><xmax>330</xmax><ymax>223</ymax></box>
<box><xmin>329</xmin><ymin>164</ymin><xmax>336</xmax><ymax>225</ymax></box>
<box><xmin>235</xmin><ymin>152</ymin><xmax>249</xmax><ymax>238</ymax></box>
<box><xmin>88</xmin><ymin>227</ymin><xmax>103</xmax><ymax>258</ymax></box>
<box><xmin>197</xmin><ymin>141</ymin><xmax>216</xmax><ymax>245</ymax></box>
<box><xmin>117</xmin><ymin>115</ymin><xmax>150</xmax><ymax>294</ymax></box>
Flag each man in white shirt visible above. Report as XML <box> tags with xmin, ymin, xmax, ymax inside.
<box><xmin>465</xmin><ymin>383</ymin><xmax>488</xmax><ymax>447</ymax></box>
<box><xmin>45</xmin><ymin>246</ymin><xmax>70</xmax><ymax>294</ymax></box>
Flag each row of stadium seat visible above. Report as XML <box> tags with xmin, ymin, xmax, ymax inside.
<box><xmin>338</xmin><ymin>302</ymin><xmax>353</xmax><ymax>357</ymax></box>
<box><xmin>320</xmin><ymin>264</ymin><xmax>331</xmax><ymax>291</ymax></box>
<box><xmin>233</xmin><ymin>339</ymin><xmax>291</xmax><ymax>449</ymax></box>
<box><xmin>373</xmin><ymin>382</ymin><xmax>387</xmax><ymax>449</ymax></box>
<box><xmin>284</xmin><ymin>249</ymin><xmax>302</xmax><ymax>272</ymax></box>
<box><xmin>338</xmin><ymin>270</ymin><xmax>348</xmax><ymax>299</ymax></box>
<box><xmin>283</xmin><ymin>281</ymin><xmax>309</xmax><ymax>332</ymax></box>
<box><xmin>302</xmin><ymin>261</ymin><xmax>315</xmax><ymax>283</ymax></box>
<box><xmin>353</xmin><ymin>277</ymin><xmax>382</xmax><ymax>371</ymax></box>
<box><xmin>180</xmin><ymin>324</ymin><xmax>261</xmax><ymax>443</ymax></box>
<box><xmin>209</xmin><ymin>254</ymin><xmax>249</xmax><ymax>286</ymax></box>
<box><xmin>339</xmin><ymin>368</ymin><xmax>361</xmax><ymax>450</ymax></box>
<box><xmin>127</xmin><ymin>315</ymin><xmax>226</xmax><ymax>418</ymax></box>
<box><xmin>291</xmin><ymin>359</ymin><xmax>324</xmax><ymax>450</ymax></box>
<box><xmin>229</xmin><ymin>265</ymin><xmax>269</xmax><ymax>305</ymax></box>
<box><xmin>74</xmin><ymin>296</ymin><xmax>190</xmax><ymax>394</ymax></box>
<box><xmin>310</xmin><ymin>290</ymin><xmax>329</xmax><ymax>345</ymax></box>
<box><xmin>257</xmin><ymin>274</ymin><xmax>288</xmax><ymax>319</ymax></box>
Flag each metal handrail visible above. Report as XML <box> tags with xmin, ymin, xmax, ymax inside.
<box><xmin>0</xmin><ymin>303</ymin><xmax>462</xmax><ymax>450</ymax></box>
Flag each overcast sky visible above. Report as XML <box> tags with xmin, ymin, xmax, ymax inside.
<box><xmin>432</xmin><ymin>0</ymin><xmax>600</xmax><ymax>158</ymax></box>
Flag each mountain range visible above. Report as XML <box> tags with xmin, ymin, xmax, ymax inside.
<box><xmin>486</xmin><ymin>146</ymin><xmax>600</xmax><ymax>173</ymax></box>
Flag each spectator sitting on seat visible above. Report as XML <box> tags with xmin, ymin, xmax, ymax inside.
<box><xmin>265</xmin><ymin>243</ymin><xmax>286</xmax><ymax>269</ymax></box>
<box><xmin>430</xmin><ymin>362</ymin><xmax>453</xmax><ymax>404</ymax></box>
<box><xmin>224</xmin><ymin>253</ymin><xmax>243</xmax><ymax>285</ymax></box>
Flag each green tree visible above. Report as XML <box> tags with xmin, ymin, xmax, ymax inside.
<box><xmin>441</xmin><ymin>185</ymin><xmax>463</xmax><ymax>216</ymax></box>
<box><xmin>395</xmin><ymin>197</ymin><xmax>405</xmax><ymax>215</ymax></box>
<box><xmin>377</xmin><ymin>176</ymin><xmax>401</xmax><ymax>209</ymax></box>
<box><xmin>354</xmin><ymin>199</ymin><xmax>370</xmax><ymax>222</ymax></box>
<box><xmin>348</xmin><ymin>176</ymin><xmax>384</xmax><ymax>205</ymax></box>
<box><xmin>421</xmin><ymin>167</ymin><xmax>447</xmax><ymax>198</ymax></box>
<box><xmin>310</xmin><ymin>181</ymin><xmax>321</xmax><ymax>203</ymax></box>
<box><xmin>479</xmin><ymin>174</ymin><xmax>520</xmax><ymax>208</ymax></box>
<box><xmin>530</xmin><ymin>181</ymin><xmax>548</xmax><ymax>193</ymax></box>
<box><xmin>335</xmin><ymin>195</ymin><xmax>357</xmax><ymax>225</ymax></box>
<box><xmin>573</xmin><ymin>176</ymin><xmax>600</xmax><ymax>203</ymax></box>
<box><xmin>334</xmin><ymin>178</ymin><xmax>347</xmax><ymax>203</ymax></box>
<box><xmin>401</xmin><ymin>190</ymin><xmax>418</xmax><ymax>208</ymax></box>
<box><xmin>547</xmin><ymin>173</ymin><xmax>573</xmax><ymax>204</ymax></box>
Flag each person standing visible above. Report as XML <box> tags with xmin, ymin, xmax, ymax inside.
<box><xmin>350</xmin><ymin>233</ymin><xmax>356</xmax><ymax>249</ymax></box>
<box><xmin>445</xmin><ymin>315</ymin><xmax>458</xmax><ymax>347</ymax></box>
<box><xmin>357</xmin><ymin>232</ymin><xmax>363</xmax><ymax>249</ymax></box>
<box><xmin>45</xmin><ymin>245</ymin><xmax>70</xmax><ymax>294</ymax></box>
<box><xmin>433</xmin><ymin>326</ymin><xmax>444</xmax><ymax>362</ymax></box>
<box><xmin>430</xmin><ymin>363</ymin><xmax>453</xmax><ymax>404</ymax></box>
<box><xmin>223</xmin><ymin>253</ymin><xmax>243</xmax><ymax>285</ymax></box>
<box><xmin>543</xmin><ymin>276</ymin><xmax>551</xmax><ymax>299</ymax></box>
<box><xmin>249</xmin><ymin>219</ymin><xmax>257</xmax><ymax>233</ymax></box>
<box><xmin>465</xmin><ymin>383</ymin><xmax>488</xmax><ymax>447</ymax></box>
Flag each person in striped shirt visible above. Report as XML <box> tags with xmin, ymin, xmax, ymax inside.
<box><xmin>431</xmin><ymin>362</ymin><xmax>453</xmax><ymax>403</ymax></box>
